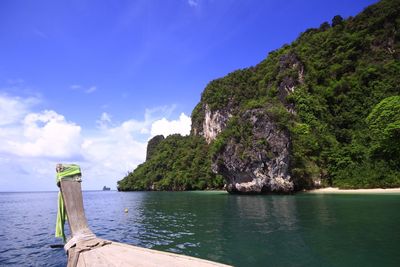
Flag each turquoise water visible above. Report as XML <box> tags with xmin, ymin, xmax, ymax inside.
<box><xmin>0</xmin><ymin>191</ymin><xmax>399</xmax><ymax>266</ymax></box>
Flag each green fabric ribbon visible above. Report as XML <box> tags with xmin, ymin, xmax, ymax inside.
<box><xmin>56</xmin><ymin>164</ymin><xmax>82</xmax><ymax>183</ymax></box>
<box><xmin>55</xmin><ymin>164</ymin><xmax>82</xmax><ymax>242</ymax></box>
<box><xmin>55</xmin><ymin>191</ymin><xmax>67</xmax><ymax>242</ymax></box>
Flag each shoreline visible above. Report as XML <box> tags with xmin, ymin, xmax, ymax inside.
<box><xmin>306</xmin><ymin>187</ymin><xmax>400</xmax><ymax>194</ymax></box>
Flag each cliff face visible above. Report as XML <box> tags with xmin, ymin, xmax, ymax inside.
<box><xmin>201</xmin><ymin>104</ymin><xmax>232</xmax><ymax>144</ymax></box>
<box><xmin>276</xmin><ymin>53</ymin><xmax>304</xmax><ymax>114</ymax></box>
<box><xmin>118</xmin><ymin>0</ymin><xmax>400</xmax><ymax>192</ymax></box>
<box><xmin>192</xmin><ymin>52</ymin><xmax>304</xmax><ymax>193</ymax></box>
<box><xmin>211</xmin><ymin>109</ymin><xmax>293</xmax><ymax>193</ymax></box>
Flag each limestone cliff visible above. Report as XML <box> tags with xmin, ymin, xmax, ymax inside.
<box><xmin>197</xmin><ymin>104</ymin><xmax>232</xmax><ymax>144</ymax></box>
<box><xmin>211</xmin><ymin>109</ymin><xmax>293</xmax><ymax>193</ymax></box>
<box><xmin>192</xmin><ymin>52</ymin><xmax>304</xmax><ymax>193</ymax></box>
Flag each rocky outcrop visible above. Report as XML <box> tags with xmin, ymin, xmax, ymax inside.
<box><xmin>211</xmin><ymin>109</ymin><xmax>293</xmax><ymax>193</ymax></box>
<box><xmin>192</xmin><ymin>102</ymin><xmax>234</xmax><ymax>144</ymax></box>
<box><xmin>195</xmin><ymin>52</ymin><xmax>303</xmax><ymax>193</ymax></box>
<box><xmin>277</xmin><ymin>52</ymin><xmax>304</xmax><ymax>114</ymax></box>
<box><xmin>202</xmin><ymin>104</ymin><xmax>231</xmax><ymax>144</ymax></box>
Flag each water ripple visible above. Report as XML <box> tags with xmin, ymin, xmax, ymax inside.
<box><xmin>1</xmin><ymin>191</ymin><xmax>400</xmax><ymax>267</ymax></box>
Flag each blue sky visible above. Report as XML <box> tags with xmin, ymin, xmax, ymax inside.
<box><xmin>0</xmin><ymin>0</ymin><xmax>377</xmax><ymax>191</ymax></box>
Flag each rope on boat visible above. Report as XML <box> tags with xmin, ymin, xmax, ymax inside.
<box><xmin>66</xmin><ymin>235</ymin><xmax>112</xmax><ymax>267</ymax></box>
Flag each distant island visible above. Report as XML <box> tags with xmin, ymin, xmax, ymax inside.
<box><xmin>103</xmin><ymin>186</ymin><xmax>111</xmax><ymax>191</ymax></box>
<box><xmin>118</xmin><ymin>0</ymin><xmax>400</xmax><ymax>194</ymax></box>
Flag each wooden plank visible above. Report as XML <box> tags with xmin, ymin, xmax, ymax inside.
<box><xmin>60</xmin><ymin>180</ymin><xmax>93</xmax><ymax>237</ymax></box>
<box><xmin>67</xmin><ymin>247</ymin><xmax>81</xmax><ymax>267</ymax></box>
<box><xmin>78</xmin><ymin>242</ymin><xmax>230</xmax><ymax>267</ymax></box>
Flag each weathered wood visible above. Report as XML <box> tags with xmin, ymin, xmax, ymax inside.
<box><xmin>60</xmin><ymin>179</ymin><xmax>231</xmax><ymax>267</ymax></box>
<box><xmin>61</xmin><ymin>180</ymin><xmax>96</xmax><ymax>267</ymax></box>
<box><xmin>67</xmin><ymin>247</ymin><xmax>80</xmax><ymax>267</ymax></box>
<box><xmin>77</xmin><ymin>242</ymin><xmax>229</xmax><ymax>267</ymax></box>
<box><xmin>60</xmin><ymin>180</ymin><xmax>93</xmax><ymax>237</ymax></box>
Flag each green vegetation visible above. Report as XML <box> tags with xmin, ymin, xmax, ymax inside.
<box><xmin>286</xmin><ymin>0</ymin><xmax>400</xmax><ymax>188</ymax></box>
<box><xmin>366</xmin><ymin>96</ymin><xmax>400</xmax><ymax>164</ymax></box>
<box><xmin>146</xmin><ymin>135</ymin><xmax>165</xmax><ymax>160</ymax></box>
<box><xmin>117</xmin><ymin>134</ymin><xmax>224</xmax><ymax>191</ymax></box>
<box><xmin>118</xmin><ymin>0</ymin><xmax>400</xmax><ymax>191</ymax></box>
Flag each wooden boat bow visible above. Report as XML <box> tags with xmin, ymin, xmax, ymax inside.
<box><xmin>56</xmin><ymin>164</ymin><xmax>231</xmax><ymax>267</ymax></box>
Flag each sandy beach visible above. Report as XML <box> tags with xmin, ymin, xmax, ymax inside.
<box><xmin>307</xmin><ymin>187</ymin><xmax>400</xmax><ymax>194</ymax></box>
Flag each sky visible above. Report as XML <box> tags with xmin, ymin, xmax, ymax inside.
<box><xmin>0</xmin><ymin>0</ymin><xmax>378</xmax><ymax>191</ymax></box>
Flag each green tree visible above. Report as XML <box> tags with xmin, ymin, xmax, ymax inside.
<box><xmin>331</xmin><ymin>15</ymin><xmax>343</xmax><ymax>27</ymax></box>
<box><xmin>366</xmin><ymin>95</ymin><xmax>400</xmax><ymax>165</ymax></box>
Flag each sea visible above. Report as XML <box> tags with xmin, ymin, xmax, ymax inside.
<box><xmin>0</xmin><ymin>190</ymin><xmax>399</xmax><ymax>267</ymax></box>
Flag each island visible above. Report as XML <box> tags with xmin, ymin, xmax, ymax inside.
<box><xmin>117</xmin><ymin>0</ymin><xmax>400</xmax><ymax>194</ymax></box>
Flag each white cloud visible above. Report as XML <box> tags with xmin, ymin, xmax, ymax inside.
<box><xmin>79</xmin><ymin>112</ymin><xmax>151</xmax><ymax>189</ymax></box>
<box><xmin>0</xmin><ymin>94</ymin><xmax>38</xmax><ymax>126</ymax></box>
<box><xmin>2</xmin><ymin>110</ymin><xmax>82</xmax><ymax>158</ymax></box>
<box><xmin>150</xmin><ymin>113</ymin><xmax>191</xmax><ymax>137</ymax></box>
<box><xmin>96</xmin><ymin>112</ymin><xmax>112</xmax><ymax>129</ymax></box>
<box><xmin>81</xmin><ymin>125</ymin><xmax>147</xmax><ymax>177</ymax></box>
<box><xmin>0</xmin><ymin>94</ymin><xmax>191</xmax><ymax>191</ymax></box>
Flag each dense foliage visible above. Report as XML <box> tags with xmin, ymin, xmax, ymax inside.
<box><xmin>117</xmin><ymin>134</ymin><xmax>224</xmax><ymax>191</ymax></box>
<box><xmin>288</xmin><ymin>0</ymin><xmax>400</xmax><ymax>188</ymax></box>
<box><xmin>146</xmin><ymin>135</ymin><xmax>165</xmax><ymax>160</ymax></box>
<box><xmin>119</xmin><ymin>0</ymin><xmax>400</xmax><ymax>191</ymax></box>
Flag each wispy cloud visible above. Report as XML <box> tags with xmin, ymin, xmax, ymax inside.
<box><xmin>7</xmin><ymin>78</ymin><xmax>25</xmax><ymax>86</ymax></box>
<box><xmin>0</xmin><ymin>93</ymin><xmax>39</xmax><ymax>126</ymax></box>
<box><xmin>96</xmin><ymin>112</ymin><xmax>112</xmax><ymax>129</ymax></box>
<box><xmin>33</xmin><ymin>28</ymin><xmax>48</xmax><ymax>39</ymax></box>
<box><xmin>70</xmin><ymin>84</ymin><xmax>97</xmax><ymax>94</ymax></box>
<box><xmin>188</xmin><ymin>0</ymin><xmax>199</xmax><ymax>7</ymax></box>
<box><xmin>85</xmin><ymin>86</ymin><xmax>97</xmax><ymax>94</ymax></box>
<box><xmin>70</xmin><ymin>84</ymin><xmax>82</xmax><ymax>90</ymax></box>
